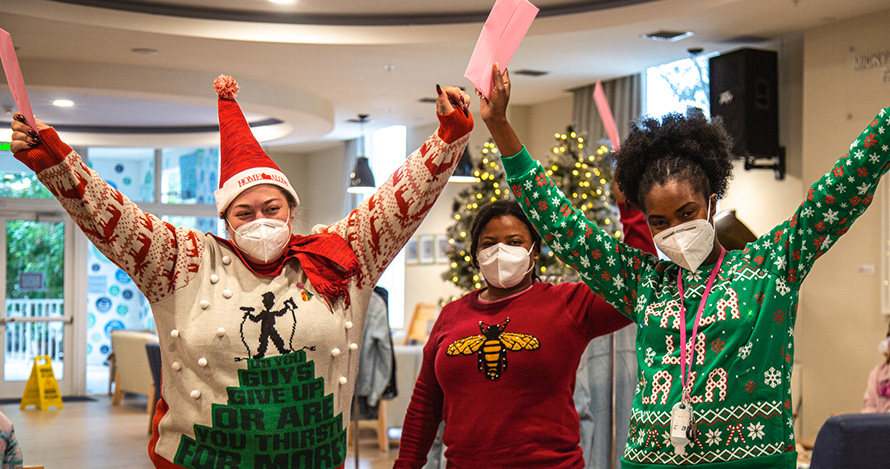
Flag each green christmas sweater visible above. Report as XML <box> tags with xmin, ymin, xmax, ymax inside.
<box><xmin>501</xmin><ymin>107</ymin><xmax>890</xmax><ymax>468</ymax></box>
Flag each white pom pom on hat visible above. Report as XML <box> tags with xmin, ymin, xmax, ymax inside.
<box><xmin>213</xmin><ymin>75</ymin><xmax>299</xmax><ymax>218</ymax></box>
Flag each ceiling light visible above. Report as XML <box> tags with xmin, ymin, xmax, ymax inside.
<box><xmin>513</xmin><ymin>69</ymin><xmax>548</xmax><ymax>77</ymax></box>
<box><xmin>642</xmin><ymin>30</ymin><xmax>694</xmax><ymax>42</ymax></box>
<box><xmin>131</xmin><ymin>48</ymin><xmax>158</xmax><ymax>57</ymax></box>
<box><xmin>52</xmin><ymin>99</ymin><xmax>74</xmax><ymax>107</ymax></box>
<box><xmin>268</xmin><ymin>0</ymin><xmax>295</xmax><ymax>4</ymax></box>
<box><xmin>383</xmin><ymin>64</ymin><xmax>395</xmax><ymax>71</ymax></box>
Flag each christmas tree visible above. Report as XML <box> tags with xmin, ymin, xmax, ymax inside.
<box><xmin>441</xmin><ymin>129</ymin><xmax>620</xmax><ymax>302</ymax></box>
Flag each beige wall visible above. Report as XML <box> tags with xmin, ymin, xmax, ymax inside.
<box><xmin>798</xmin><ymin>10</ymin><xmax>890</xmax><ymax>439</ymax></box>
<box><xmin>268</xmin><ymin>143</ymin><xmax>348</xmax><ymax>235</ymax></box>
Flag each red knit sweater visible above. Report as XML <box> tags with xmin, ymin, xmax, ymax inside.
<box><xmin>395</xmin><ymin>203</ymin><xmax>655</xmax><ymax>469</ymax></box>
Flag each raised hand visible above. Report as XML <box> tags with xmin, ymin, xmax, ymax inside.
<box><xmin>478</xmin><ymin>63</ymin><xmax>511</xmax><ymax>124</ymax></box>
<box><xmin>477</xmin><ymin>64</ymin><xmax>522</xmax><ymax>157</ymax></box>
<box><xmin>9</xmin><ymin>113</ymin><xmax>48</xmax><ymax>153</ymax></box>
<box><xmin>436</xmin><ymin>84</ymin><xmax>471</xmax><ymax>116</ymax></box>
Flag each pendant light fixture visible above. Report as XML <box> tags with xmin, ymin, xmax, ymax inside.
<box><xmin>347</xmin><ymin>114</ymin><xmax>376</xmax><ymax>194</ymax></box>
<box><xmin>449</xmin><ymin>147</ymin><xmax>476</xmax><ymax>183</ymax></box>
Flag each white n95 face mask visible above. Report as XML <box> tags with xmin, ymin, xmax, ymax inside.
<box><xmin>879</xmin><ymin>337</ymin><xmax>890</xmax><ymax>356</ymax></box>
<box><xmin>231</xmin><ymin>218</ymin><xmax>291</xmax><ymax>264</ymax></box>
<box><xmin>478</xmin><ymin>243</ymin><xmax>534</xmax><ymax>289</ymax></box>
<box><xmin>653</xmin><ymin>201</ymin><xmax>715</xmax><ymax>272</ymax></box>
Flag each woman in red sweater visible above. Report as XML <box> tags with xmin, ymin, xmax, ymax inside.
<box><xmin>395</xmin><ymin>199</ymin><xmax>655</xmax><ymax>468</ymax></box>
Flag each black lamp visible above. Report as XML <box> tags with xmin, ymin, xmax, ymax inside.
<box><xmin>347</xmin><ymin>114</ymin><xmax>376</xmax><ymax>194</ymax></box>
<box><xmin>449</xmin><ymin>147</ymin><xmax>476</xmax><ymax>183</ymax></box>
<box><xmin>347</xmin><ymin>156</ymin><xmax>376</xmax><ymax>194</ymax></box>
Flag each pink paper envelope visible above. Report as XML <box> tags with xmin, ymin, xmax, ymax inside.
<box><xmin>465</xmin><ymin>0</ymin><xmax>539</xmax><ymax>99</ymax></box>
<box><xmin>593</xmin><ymin>80</ymin><xmax>621</xmax><ymax>150</ymax></box>
<box><xmin>0</xmin><ymin>28</ymin><xmax>38</xmax><ymax>131</ymax></box>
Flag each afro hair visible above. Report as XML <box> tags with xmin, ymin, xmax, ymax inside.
<box><xmin>613</xmin><ymin>108</ymin><xmax>735</xmax><ymax>212</ymax></box>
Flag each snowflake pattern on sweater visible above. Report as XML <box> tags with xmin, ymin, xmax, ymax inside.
<box><xmin>502</xmin><ymin>107</ymin><xmax>890</xmax><ymax>468</ymax></box>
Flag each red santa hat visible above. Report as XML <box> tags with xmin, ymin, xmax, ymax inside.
<box><xmin>213</xmin><ymin>75</ymin><xmax>299</xmax><ymax>217</ymax></box>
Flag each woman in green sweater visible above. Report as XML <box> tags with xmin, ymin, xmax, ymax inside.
<box><xmin>478</xmin><ymin>64</ymin><xmax>890</xmax><ymax>468</ymax></box>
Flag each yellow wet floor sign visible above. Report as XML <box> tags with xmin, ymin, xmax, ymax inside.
<box><xmin>20</xmin><ymin>355</ymin><xmax>63</xmax><ymax>410</ymax></box>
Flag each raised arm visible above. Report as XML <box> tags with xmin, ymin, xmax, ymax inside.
<box><xmin>321</xmin><ymin>87</ymin><xmax>474</xmax><ymax>285</ymax></box>
<box><xmin>479</xmin><ymin>67</ymin><xmax>659</xmax><ymax>317</ymax></box>
<box><xmin>744</xmin><ymin>106</ymin><xmax>890</xmax><ymax>289</ymax></box>
<box><xmin>10</xmin><ymin>115</ymin><xmax>202</xmax><ymax>304</ymax></box>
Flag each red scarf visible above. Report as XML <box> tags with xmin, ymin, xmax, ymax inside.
<box><xmin>211</xmin><ymin>232</ymin><xmax>362</xmax><ymax>309</ymax></box>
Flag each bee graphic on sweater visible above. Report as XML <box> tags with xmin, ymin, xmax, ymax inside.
<box><xmin>446</xmin><ymin>318</ymin><xmax>539</xmax><ymax>380</ymax></box>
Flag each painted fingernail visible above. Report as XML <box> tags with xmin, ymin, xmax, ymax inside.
<box><xmin>14</xmin><ymin>114</ymin><xmax>25</xmax><ymax>123</ymax></box>
<box><xmin>27</xmin><ymin>129</ymin><xmax>39</xmax><ymax>138</ymax></box>
<box><xmin>436</xmin><ymin>84</ymin><xmax>443</xmax><ymax>95</ymax></box>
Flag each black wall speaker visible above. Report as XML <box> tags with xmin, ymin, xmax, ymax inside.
<box><xmin>709</xmin><ymin>48</ymin><xmax>779</xmax><ymax>158</ymax></box>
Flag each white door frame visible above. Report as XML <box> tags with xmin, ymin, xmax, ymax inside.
<box><xmin>0</xmin><ymin>201</ymin><xmax>87</xmax><ymax>398</ymax></box>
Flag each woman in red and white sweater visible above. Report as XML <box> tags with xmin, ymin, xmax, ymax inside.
<box><xmin>395</xmin><ymin>198</ymin><xmax>655</xmax><ymax>469</ymax></box>
<box><xmin>10</xmin><ymin>78</ymin><xmax>472</xmax><ymax>469</ymax></box>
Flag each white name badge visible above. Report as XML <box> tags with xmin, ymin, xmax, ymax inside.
<box><xmin>670</xmin><ymin>401</ymin><xmax>692</xmax><ymax>455</ymax></box>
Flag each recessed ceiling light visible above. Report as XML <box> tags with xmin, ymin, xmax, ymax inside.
<box><xmin>131</xmin><ymin>48</ymin><xmax>158</xmax><ymax>57</ymax></box>
<box><xmin>53</xmin><ymin>99</ymin><xmax>74</xmax><ymax>107</ymax></box>
<box><xmin>269</xmin><ymin>0</ymin><xmax>295</xmax><ymax>4</ymax></box>
<box><xmin>383</xmin><ymin>64</ymin><xmax>395</xmax><ymax>71</ymax></box>
<box><xmin>513</xmin><ymin>69</ymin><xmax>548</xmax><ymax>77</ymax></box>
<box><xmin>642</xmin><ymin>30</ymin><xmax>695</xmax><ymax>42</ymax></box>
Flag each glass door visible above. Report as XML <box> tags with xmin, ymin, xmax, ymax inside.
<box><xmin>0</xmin><ymin>213</ymin><xmax>74</xmax><ymax>398</ymax></box>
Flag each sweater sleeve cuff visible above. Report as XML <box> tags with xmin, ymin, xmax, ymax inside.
<box><xmin>14</xmin><ymin>128</ymin><xmax>73</xmax><ymax>173</ymax></box>
<box><xmin>502</xmin><ymin>146</ymin><xmax>536</xmax><ymax>178</ymax></box>
<box><xmin>436</xmin><ymin>109</ymin><xmax>474</xmax><ymax>144</ymax></box>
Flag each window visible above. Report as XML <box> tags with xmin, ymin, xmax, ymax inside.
<box><xmin>645</xmin><ymin>54</ymin><xmax>714</xmax><ymax>117</ymax></box>
<box><xmin>88</xmin><ymin>147</ymin><xmax>155</xmax><ymax>202</ymax></box>
<box><xmin>162</xmin><ymin>148</ymin><xmax>220</xmax><ymax>204</ymax></box>
<box><xmin>84</xmin><ymin>146</ymin><xmax>220</xmax><ymax>394</ymax></box>
<box><xmin>0</xmin><ymin>146</ymin><xmax>53</xmax><ymax>199</ymax></box>
<box><xmin>369</xmin><ymin>125</ymin><xmax>407</xmax><ymax>329</ymax></box>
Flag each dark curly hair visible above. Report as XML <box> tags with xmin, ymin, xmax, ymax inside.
<box><xmin>614</xmin><ymin>108</ymin><xmax>734</xmax><ymax>212</ymax></box>
<box><xmin>469</xmin><ymin>200</ymin><xmax>542</xmax><ymax>268</ymax></box>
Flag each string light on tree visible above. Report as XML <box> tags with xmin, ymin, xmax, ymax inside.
<box><xmin>441</xmin><ymin>129</ymin><xmax>620</xmax><ymax>303</ymax></box>
<box><xmin>538</xmin><ymin>126</ymin><xmax>620</xmax><ymax>277</ymax></box>
<box><xmin>441</xmin><ymin>139</ymin><xmax>510</xmax><ymax>297</ymax></box>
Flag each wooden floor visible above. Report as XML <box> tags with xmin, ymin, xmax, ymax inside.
<box><xmin>3</xmin><ymin>395</ymin><xmax>399</xmax><ymax>469</ymax></box>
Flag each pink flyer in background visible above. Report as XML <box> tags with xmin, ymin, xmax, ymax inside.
<box><xmin>465</xmin><ymin>0</ymin><xmax>539</xmax><ymax>99</ymax></box>
<box><xmin>0</xmin><ymin>28</ymin><xmax>38</xmax><ymax>131</ymax></box>
<box><xmin>593</xmin><ymin>80</ymin><xmax>621</xmax><ymax>150</ymax></box>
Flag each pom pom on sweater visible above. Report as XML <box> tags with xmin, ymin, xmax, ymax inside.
<box><xmin>214</xmin><ymin>75</ymin><xmax>239</xmax><ymax>100</ymax></box>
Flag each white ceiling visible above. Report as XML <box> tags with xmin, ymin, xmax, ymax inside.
<box><xmin>1</xmin><ymin>0</ymin><xmax>889</xmax><ymax>151</ymax></box>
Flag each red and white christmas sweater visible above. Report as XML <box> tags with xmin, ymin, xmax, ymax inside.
<box><xmin>394</xmin><ymin>202</ymin><xmax>656</xmax><ymax>469</ymax></box>
<box><xmin>502</xmin><ymin>107</ymin><xmax>890</xmax><ymax>468</ymax></box>
<box><xmin>16</xmin><ymin>109</ymin><xmax>472</xmax><ymax>469</ymax></box>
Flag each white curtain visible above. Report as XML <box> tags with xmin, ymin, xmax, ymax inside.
<box><xmin>570</xmin><ymin>74</ymin><xmax>642</xmax><ymax>149</ymax></box>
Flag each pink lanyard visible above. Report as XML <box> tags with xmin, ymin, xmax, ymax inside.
<box><xmin>676</xmin><ymin>247</ymin><xmax>726</xmax><ymax>401</ymax></box>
